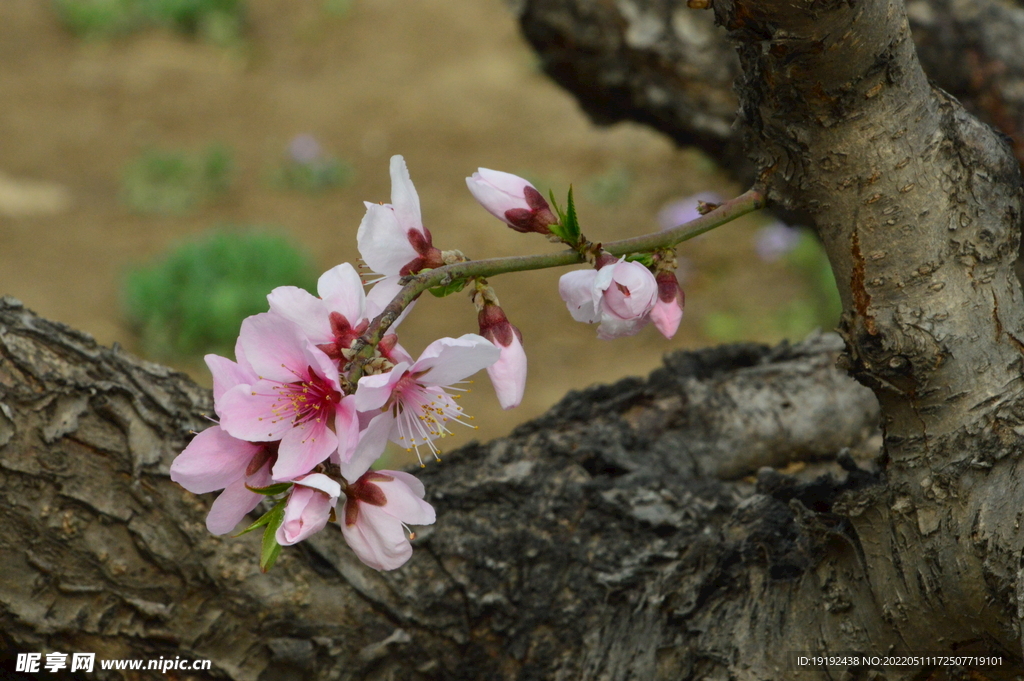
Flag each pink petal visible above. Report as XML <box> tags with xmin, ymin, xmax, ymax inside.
<box><xmin>294</xmin><ymin>472</ymin><xmax>342</xmax><ymax>498</ymax></box>
<box><xmin>317</xmin><ymin>263</ymin><xmax>366</xmax><ymax>324</ymax></box>
<box><xmin>267</xmin><ymin>286</ymin><xmax>332</xmax><ymax>343</ymax></box>
<box><xmin>375</xmin><ymin>472</ymin><xmax>436</xmax><ymax>526</ymax></box>
<box><xmin>596</xmin><ymin>314</ymin><xmax>650</xmax><ymax>340</ymax></box>
<box><xmin>411</xmin><ymin>335</ymin><xmax>501</xmax><ymax>387</ymax></box>
<box><xmin>205</xmin><ymin>471</ymin><xmax>269</xmax><ymax>535</ymax></box>
<box><xmin>341</xmin><ymin>503</ymin><xmax>413</xmax><ymax>571</ymax></box>
<box><xmin>354</xmin><ymin>363</ymin><xmax>409</xmax><ymax>412</ymax></box>
<box><xmin>170</xmin><ymin>426</ymin><xmax>261</xmax><ymax>494</ymax></box>
<box><xmin>650</xmin><ymin>297</ymin><xmax>683</xmax><ymax>339</ymax></box>
<box><xmin>341</xmin><ymin>412</ymin><xmax>392</xmax><ymax>481</ymax></box>
<box><xmin>205</xmin><ymin>354</ymin><xmax>257</xmax><ymax>404</ymax></box>
<box><xmin>276</xmin><ymin>485</ymin><xmax>335</xmax><ymax>546</ymax></box>
<box><xmin>238</xmin><ymin>313</ymin><xmax>308</xmax><ymax>383</ymax></box>
<box><xmin>559</xmin><ymin>270</ymin><xmax>601</xmax><ymax>323</ymax></box>
<box><xmin>485</xmin><ymin>333</ymin><xmax>527</xmax><ymax>410</ymax></box>
<box><xmin>334</xmin><ymin>395</ymin><xmax>362</xmax><ymax>464</ymax></box>
<box><xmin>272</xmin><ymin>419</ymin><xmax>339</xmax><ymax>481</ymax></box>
<box><xmin>357</xmin><ymin>204</ymin><xmax>418</xmax><ymax>276</ymax></box>
<box><xmin>217</xmin><ymin>382</ymin><xmax>294</xmax><ymax>443</ymax></box>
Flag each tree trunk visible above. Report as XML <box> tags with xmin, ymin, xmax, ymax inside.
<box><xmin>5</xmin><ymin>0</ymin><xmax>1024</xmax><ymax>679</ymax></box>
<box><xmin>0</xmin><ymin>297</ymin><xmax>883</xmax><ymax>680</ymax></box>
<box><xmin>515</xmin><ymin>0</ymin><xmax>1024</xmax><ymax>178</ymax></box>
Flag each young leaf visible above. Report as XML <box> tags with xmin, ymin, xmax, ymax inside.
<box><xmin>428</xmin><ymin>278</ymin><xmax>468</xmax><ymax>298</ymax></box>
<box><xmin>548</xmin><ymin>189</ymin><xmax>564</xmax><ymax>223</ymax></box>
<box><xmin>562</xmin><ymin>185</ymin><xmax>581</xmax><ymax>245</ymax></box>
<box><xmin>624</xmin><ymin>252</ymin><xmax>655</xmax><ymax>267</ymax></box>
<box><xmin>234</xmin><ymin>498</ymin><xmax>287</xmax><ymax>537</ymax></box>
<box><xmin>260</xmin><ymin>501</ymin><xmax>287</xmax><ymax>573</ymax></box>
<box><xmin>246</xmin><ymin>482</ymin><xmax>294</xmax><ymax>496</ymax></box>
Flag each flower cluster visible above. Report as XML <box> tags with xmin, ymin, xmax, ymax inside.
<box><xmin>171</xmin><ymin>154</ymin><xmax>693</xmax><ymax>573</ymax></box>
<box><xmin>172</xmin><ymin>156</ymin><xmax>523</xmax><ymax>571</ymax></box>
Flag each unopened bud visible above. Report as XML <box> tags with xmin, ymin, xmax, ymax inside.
<box><xmin>467</xmin><ymin>169</ymin><xmax>558</xmax><ymax>235</ymax></box>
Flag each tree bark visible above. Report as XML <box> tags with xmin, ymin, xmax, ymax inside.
<box><xmin>0</xmin><ymin>297</ymin><xmax>883</xmax><ymax>680</ymax></box>
<box><xmin>514</xmin><ymin>0</ymin><xmax>1024</xmax><ymax>178</ymax></box>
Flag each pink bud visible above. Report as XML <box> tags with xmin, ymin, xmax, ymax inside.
<box><xmin>466</xmin><ymin>168</ymin><xmax>558</xmax><ymax>234</ymax></box>
<box><xmin>650</xmin><ymin>272</ymin><xmax>684</xmax><ymax>339</ymax></box>
<box><xmin>276</xmin><ymin>473</ymin><xmax>341</xmax><ymax>546</ymax></box>
<box><xmin>478</xmin><ymin>303</ymin><xmax>527</xmax><ymax>409</ymax></box>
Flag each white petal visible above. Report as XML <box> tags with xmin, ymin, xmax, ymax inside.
<box><xmin>357</xmin><ymin>203</ymin><xmax>418</xmax><ymax>276</ymax></box>
<box><xmin>389</xmin><ymin>155</ymin><xmax>423</xmax><ymax>232</ymax></box>
<box><xmin>411</xmin><ymin>334</ymin><xmax>501</xmax><ymax>387</ymax></box>
<box><xmin>317</xmin><ymin>263</ymin><xmax>366</xmax><ymax>323</ymax></box>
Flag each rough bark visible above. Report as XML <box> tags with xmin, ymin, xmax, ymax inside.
<box><xmin>514</xmin><ymin>0</ymin><xmax>1024</xmax><ymax>178</ymax></box>
<box><xmin>0</xmin><ymin>297</ymin><xmax>882</xmax><ymax>680</ymax></box>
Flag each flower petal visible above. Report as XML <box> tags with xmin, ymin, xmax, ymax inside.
<box><xmin>205</xmin><ymin>473</ymin><xmax>267</xmax><ymax>535</ymax></box>
<box><xmin>217</xmin><ymin>382</ymin><xmax>294</xmax><ymax>443</ymax></box>
<box><xmin>272</xmin><ymin>419</ymin><xmax>338</xmax><ymax>481</ymax></box>
<box><xmin>559</xmin><ymin>270</ymin><xmax>601</xmax><ymax>323</ymax></box>
<box><xmin>411</xmin><ymin>334</ymin><xmax>501</xmax><ymax>387</ymax></box>
<box><xmin>238</xmin><ymin>313</ymin><xmax>308</xmax><ymax>383</ymax></box>
<box><xmin>341</xmin><ymin>503</ymin><xmax>413</xmax><ymax>571</ymax></box>
<box><xmin>317</xmin><ymin>262</ymin><xmax>366</xmax><ymax>323</ymax></box>
<box><xmin>170</xmin><ymin>426</ymin><xmax>261</xmax><ymax>494</ymax></box>
<box><xmin>357</xmin><ymin>203</ymin><xmax>418</xmax><ymax>276</ymax></box>
<box><xmin>341</xmin><ymin>411</ymin><xmax>392</xmax><ymax>481</ymax></box>
<box><xmin>375</xmin><ymin>472</ymin><xmax>436</xmax><ymax>526</ymax></box>
<box><xmin>389</xmin><ymin>155</ymin><xmax>422</xmax><ymax>233</ymax></box>
<box><xmin>485</xmin><ymin>333</ymin><xmax>527</xmax><ymax>410</ymax></box>
<box><xmin>354</xmin><ymin>363</ymin><xmax>409</xmax><ymax>412</ymax></box>
<box><xmin>267</xmin><ymin>286</ymin><xmax>332</xmax><ymax>343</ymax></box>
<box><xmin>206</xmin><ymin>354</ymin><xmax>257</xmax><ymax>404</ymax></box>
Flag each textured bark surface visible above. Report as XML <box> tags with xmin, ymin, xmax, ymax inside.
<box><xmin>0</xmin><ymin>297</ymin><xmax>883</xmax><ymax>680</ymax></box>
<box><xmin>514</xmin><ymin>0</ymin><xmax>1024</xmax><ymax>179</ymax></box>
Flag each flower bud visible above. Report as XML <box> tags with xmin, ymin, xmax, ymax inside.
<box><xmin>466</xmin><ymin>168</ymin><xmax>558</xmax><ymax>234</ymax></box>
<box><xmin>650</xmin><ymin>271</ymin><xmax>684</xmax><ymax>339</ymax></box>
<box><xmin>478</xmin><ymin>303</ymin><xmax>527</xmax><ymax>409</ymax></box>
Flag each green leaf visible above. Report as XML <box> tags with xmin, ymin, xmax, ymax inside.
<box><xmin>428</xmin><ymin>278</ymin><xmax>468</xmax><ymax>298</ymax></box>
<box><xmin>548</xmin><ymin>189</ymin><xmax>564</xmax><ymax>223</ymax></box>
<box><xmin>624</xmin><ymin>253</ymin><xmax>655</xmax><ymax>267</ymax></box>
<box><xmin>546</xmin><ymin>185</ymin><xmax>582</xmax><ymax>246</ymax></box>
<box><xmin>245</xmin><ymin>482</ymin><xmax>294</xmax><ymax>496</ymax></box>
<box><xmin>260</xmin><ymin>502</ymin><xmax>288</xmax><ymax>573</ymax></box>
<box><xmin>234</xmin><ymin>499</ymin><xmax>287</xmax><ymax>537</ymax></box>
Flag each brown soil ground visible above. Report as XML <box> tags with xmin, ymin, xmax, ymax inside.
<box><xmin>0</xmin><ymin>0</ymin><xmax>812</xmax><ymax>461</ymax></box>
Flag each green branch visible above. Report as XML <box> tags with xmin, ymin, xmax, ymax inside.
<box><xmin>349</xmin><ymin>188</ymin><xmax>764</xmax><ymax>375</ymax></box>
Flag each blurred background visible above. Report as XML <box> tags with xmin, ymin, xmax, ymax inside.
<box><xmin>0</xmin><ymin>0</ymin><xmax>839</xmax><ymax>462</ymax></box>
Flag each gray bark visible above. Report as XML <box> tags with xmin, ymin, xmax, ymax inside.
<box><xmin>514</xmin><ymin>0</ymin><xmax>1024</xmax><ymax>178</ymax></box>
<box><xmin>0</xmin><ymin>297</ymin><xmax>882</xmax><ymax>680</ymax></box>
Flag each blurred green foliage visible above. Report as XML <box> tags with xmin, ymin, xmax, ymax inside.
<box><xmin>272</xmin><ymin>157</ymin><xmax>354</xmax><ymax>193</ymax></box>
<box><xmin>701</xmin><ymin>228</ymin><xmax>841</xmax><ymax>343</ymax></box>
<box><xmin>121</xmin><ymin>145</ymin><xmax>232</xmax><ymax>215</ymax></box>
<box><xmin>123</xmin><ymin>229</ymin><xmax>317</xmax><ymax>359</ymax></box>
<box><xmin>53</xmin><ymin>0</ymin><xmax>245</xmax><ymax>42</ymax></box>
<box><xmin>584</xmin><ymin>166</ymin><xmax>633</xmax><ymax>205</ymax></box>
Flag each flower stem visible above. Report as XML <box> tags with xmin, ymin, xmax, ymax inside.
<box><xmin>349</xmin><ymin>188</ymin><xmax>764</xmax><ymax>375</ymax></box>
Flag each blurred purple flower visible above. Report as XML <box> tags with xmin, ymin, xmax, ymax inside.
<box><xmin>754</xmin><ymin>221</ymin><xmax>802</xmax><ymax>262</ymax></box>
<box><xmin>657</xmin><ymin>191</ymin><xmax>724</xmax><ymax>231</ymax></box>
<box><xmin>289</xmin><ymin>134</ymin><xmax>323</xmax><ymax>164</ymax></box>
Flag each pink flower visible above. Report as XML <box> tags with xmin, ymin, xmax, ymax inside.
<box><xmin>341</xmin><ymin>469</ymin><xmax>435</xmax><ymax>571</ymax></box>
<box><xmin>357</xmin><ymin>155</ymin><xmax>443</xmax><ymax>277</ymax></box>
<box><xmin>650</xmin><ymin>272</ymin><xmax>685</xmax><ymax>339</ymax></box>
<box><xmin>477</xmin><ymin>303</ymin><xmax>526</xmax><ymax>409</ymax></box>
<box><xmin>558</xmin><ymin>258</ymin><xmax>659</xmax><ymax>339</ymax></box>
<box><xmin>217</xmin><ymin>313</ymin><xmax>359</xmax><ymax>481</ymax></box>
<box><xmin>170</xmin><ymin>426</ymin><xmax>275</xmax><ymax>535</ymax></box>
<box><xmin>266</xmin><ymin>262</ymin><xmax>369</xmax><ymax>363</ymax></box>
<box><xmin>466</xmin><ymin>168</ymin><xmax>558</xmax><ymax>234</ymax></box>
<box><xmin>276</xmin><ymin>473</ymin><xmax>341</xmax><ymax>546</ymax></box>
<box><xmin>354</xmin><ymin>334</ymin><xmax>500</xmax><ymax>462</ymax></box>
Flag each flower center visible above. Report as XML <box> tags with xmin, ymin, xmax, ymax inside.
<box><xmin>269</xmin><ymin>366</ymin><xmax>342</xmax><ymax>429</ymax></box>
